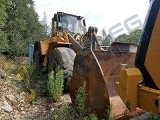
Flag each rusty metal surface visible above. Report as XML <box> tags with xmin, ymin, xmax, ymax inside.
<box><xmin>69</xmin><ymin>42</ymin><xmax>137</xmax><ymax>119</ymax></box>
<box><xmin>69</xmin><ymin>50</ymin><xmax>109</xmax><ymax>118</ymax></box>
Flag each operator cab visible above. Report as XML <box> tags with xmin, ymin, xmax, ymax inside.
<box><xmin>52</xmin><ymin>12</ymin><xmax>86</xmax><ymax>37</ymax></box>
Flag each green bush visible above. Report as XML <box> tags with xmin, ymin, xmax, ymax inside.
<box><xmin>15</xmin><ymin>65</ymin><xmax>36</xmax><ymax>88</ymax></box>
<box><xmin>75</xmin><ymin>83</ymin><xmax>87</xmax><ymax>118</ymax></box>
<box><xmin>51</xmin><ymin>103</ymin><xmax>77</xmax><ymax>120</ymax></box>
<box><xmin>146</xmin><ymin>113</ymin><xmax>160</xmax><ymax>120</ymax></box>
<box><xmin>83</xmin><ymin>114</ymin><xmax>98</xmax><ymax>120</ymax></box>
<box><xmin>48</xmin><ymin>70</ymin><xmax>64</xmax><ymax>101</ymax></box>
<box><xmin>75</xmin><ymin>82</ymin><xmax>98</xmax><ymax>120</ymax></box>
<box><xmin>105</xmin><ymin>104</ymin><xmax>115</xmax><ymax>120</ymax></box>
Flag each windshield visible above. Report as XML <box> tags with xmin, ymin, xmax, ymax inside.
<box><xmin>59</xmin><ymin>14</ymin><xmax>86</xmax><ymax>34</ymax></box>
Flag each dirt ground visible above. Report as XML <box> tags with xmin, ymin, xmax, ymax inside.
<box><xmin>0</xmin><ymin>74</ymin><xmax>74</xmax><ymax>120</ymax></box>
<box><xmin>0</xmin><ymin>55</ymin><xmax>75</xmax><ymax>120</ymax></box>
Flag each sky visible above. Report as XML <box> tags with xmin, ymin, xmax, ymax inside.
<box><xmin>33</xmin><ymin>0</ymin><xmax>149</xmax><ymax>36</ymax></box>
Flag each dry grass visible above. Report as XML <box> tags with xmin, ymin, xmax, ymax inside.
<box><xmin>0</xmin><ymin>54</ymin><xmax>15</xmax><ymax>72</ymax></box>
<box><xmin>0</xmin><ymin>54</ymin><xmax>29</xmax><ymax>74</ymax></box>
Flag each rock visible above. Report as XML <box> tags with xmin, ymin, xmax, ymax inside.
<box><xmin>50</xmin><ymin>107</ymin><xmax>54</xmax><ymax>112</ymax></box>
<box><xmin>0</xmin><ymin>69</ymin><xmax>6</xmax><ymax>79</ymax></box>
<box><xmin>1</xmin><ymin>96</ymin><xmax>6</xmax><ymax>101</ymax></box>
<box><xmin>6</xmin><ymin>95</ymin><xmax>17</xmax><ymax>103</ymax></box>
<box><xmin>21</xmin><ymin>107</ymin><xmax>24</xmax><ymax>111</ymax></box>
<box><xmin>21</xmin><ymin>111</ymin><xmax>25</xmax><ymax>114</ymax></box>
<box><xmin>1</xmin><ymin>100</ymin><xmax>13</xmax><ymax>112</ymax></box>
<box><xmin>8</xmin><ymin>76</ymin><xmax>16</xmax><ymax>81</ymax></box>
<box><xmin>18</xmin><ymin>92</ymin><xmax>27</xmax><ymax>103</ymax></box>
<box><xmin>15</xmin><ymin>110</ymin><xmax>19</xmax><ymax>114</ymax></box>
<box><xmin>14</xmin><ymin>113</ymin><xmax>21</xmax><ymax>120</ymax></box>
<box><xmin>24</xmin><ymin>104</ymin><xmax>30</xmax><ymax>108</ymax></box>
<box><xmin>8</xmin><ymin>74</ymin><xmax>16</xmax><ymax>81</ymax></box>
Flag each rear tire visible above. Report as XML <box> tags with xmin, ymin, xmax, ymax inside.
<box><xmin>48</xmin><ymin>47</ymin><xmax>76</xmax><ymax>92</ymax></box>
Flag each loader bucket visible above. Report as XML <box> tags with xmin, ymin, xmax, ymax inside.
<box><xmin>69</xmin><ymin>42</ymin><xmax>137</xmax><ymax>119</ymax></box>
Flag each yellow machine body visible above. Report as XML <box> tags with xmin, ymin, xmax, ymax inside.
<box><xmin>40</xmin><ymin>31</ymin><xmax>70</xmax><ymax>55</ymax></box>
<box><xmin>116</xmin><ymin>0</ymin><xmax>160</xmax><ymax>118</ymax></box>
<box><xmin>144</xmin><ymin>10</ymin><xmax>160</xmax><ymax>89</ymax></box>
<box><xmin>116</xmin><ymin>68</ymin><xmax>142</xmax><ymax>111</ymax></box>
<box><xmin>117</xmin><ymin>67</ymin><xmax>160</xmax><ymax>114</ymax></box>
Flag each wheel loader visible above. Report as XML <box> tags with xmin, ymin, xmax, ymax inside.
<box><xmin>70</xmin><ymin>0</ymin><xmax>160</xmax><ymax>119</ymax></box>
<box><xmin>33</xmin><ymin>12</ymin><xmax>103</xmax><ymax>91</ymax></box>
<box><xmin>33</xmin><ymin>11</ymin><xmax>139</xmax><ymax>119</ymax></box>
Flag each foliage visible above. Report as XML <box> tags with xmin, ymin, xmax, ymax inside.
<box><xmin>41</xmin><ymin>12</ymin><xmax>49</xmax><ymax>36</ymax></box>
<box><xmin>114</xmin><ymin>29</ymin><xmax>141</xmax><ymax>43</ymax></box>
<box><xmin>102</xmin><ymin>29</ymin><xmax>141</xmax><ymax>46</ymax></box>
<box><xmin>82</xmin><ymin>114</ymin><xmax>98</xmax><ymax>120</ymax></box>
<box><xmin>16</xmin><ymin>65</ymin><xmax>35</xmax><ymax>88</ymax></box>
<box><xmin>75</xmin><ymin>82</ymin><xmax>98</xmax><ymax>120</ymax></box>
<box><xmin>51</xmin><ymin>103</ymin><xmax>77</xmax><ymax>120</ymax></box>
<box><xmin>0</xmin><ymin>0</ymin><xmax>8</xmax><ymax>50</ymax></box>
<box><xmin>0</xmin><ymin>0</ymin><xmax>49</xmax><ymax>56</ymax></box>
<box><xmin>101</xmin><ymin>28</ymin><xmax>107</xmax><ymax>40</ymax></box>
<box><xmin>49</xmin><ymin>81</ymin><xmax>98</xmax><ymax>120</ymax></box>
<box><xmin>102</xmin><ymin>34</ymin><xmax>112</xmax><ymax>46</ymax></box>
<box><xmin>48</xmin><ymin>70</ymin><xmax>64</xmax><ymax>101</ymax></box>
<box><xmin>146</xmin><ymin>113</ymin><xmax>160</xmax><ymax>120</ymax></box>
<box><xmin>50</xmin><ymin>102</ymin><xmax>98</xmax><ymax>120</ymax></box>
<box><xmin>12</xmin><ymin>64</ymin><xmax>37</xmax><ymax>104</ymax></box>
<box><xmin>105</xmin><ymin>104</ymin><xmax>115</xmax><ymax>120</ymax></box>
<box><xmin>0</xmin><ymin>53</ymin><xmax>16</xmax><ymax>73</ymax></box>
<box><xmin>75</xmin><ymin>83</ymin><xmax>87</xmax><ymax>118</ymax></box>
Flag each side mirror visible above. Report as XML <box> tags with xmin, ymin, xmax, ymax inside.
<box><xmin>77</xmin><ymin>16</ymin><xmax>82</xmax><ymax>20</ymax></box>
<box><xmin>53</xmin><ymin>14</ymin><xmax>58</xmax><ymax>21</ymax></box>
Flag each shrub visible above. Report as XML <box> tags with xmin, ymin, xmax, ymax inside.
<box><xmin>51</xmin><ymin>103</ymin><xmax>76</xmax><ymax>120</ymax></box>
<box><xmin>146</xmin><ymin>113</ymin><xmax>160</xmax><ymax>120</ymax></box>
<box><xmin>75</xmin><ymin>82</ymin><xmax>98</xmax><ymax>120</ymax></box>
<box><xmin>48</xmin><ymin>69</ymin><xmax>64</xmax><ymax>101</ymax></box>
<box><xmin>16</xmin><ymin>65</ymin><xmax>36</xmax><ymax>88</ymax></box>
<box><xmin>83</xmin><ymin>114</ymin><xmax>98</xmax><ymax>120</ymax></box>
<box><xmin>105</xmin><ymin>104</ymin><xmax>116</xmax><ymax>120</ymax></box>
<box><xmin>75</xmin><ymin>82</ymin><xmax>87</xmax><ymax>118</ymax></box>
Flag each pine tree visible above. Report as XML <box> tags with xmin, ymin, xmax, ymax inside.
<box><xmin>0</xmin><ymin>0</ymin><xmax>8</xmax><ymax>52</ymax></box>
<box><xmin>4</xmin><ymin>0</ymin><xmax>48</xmax><ymax>56</ymax></box>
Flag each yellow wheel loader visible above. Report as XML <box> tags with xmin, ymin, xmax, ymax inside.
<box><xmin>70</xmin><ymin>0</ymin><xmax>160</xmax><ymax>119</ymax></box>
<box><xmin>33</xmin><ymin>12</ymin><xmax>103</xmax><ymax>91</ymax></box>
<box><xmin>33</xmin><ymin>12</ymin><xmax>139</xmax><ymax>119</ymax></box>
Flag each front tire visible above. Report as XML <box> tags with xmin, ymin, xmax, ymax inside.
<box><xmin>48</xmin><ymin>47</ymin><xmax>76</xmax><ymax>91</ymax></box>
